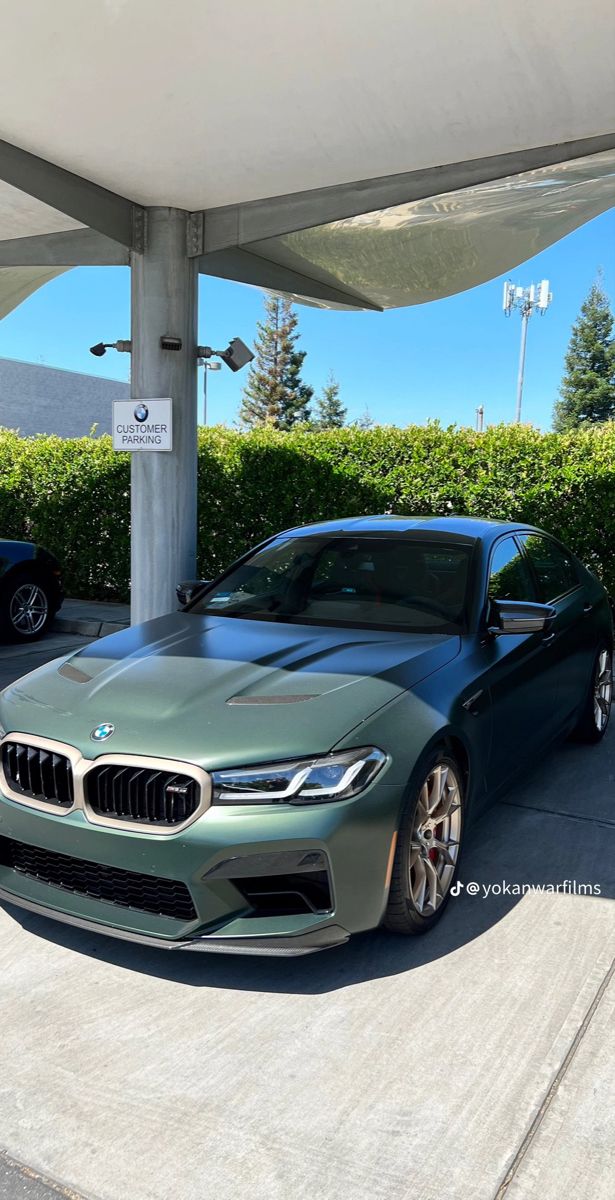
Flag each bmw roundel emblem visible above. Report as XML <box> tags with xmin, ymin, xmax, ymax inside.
<box><xmin>91</xmin><ymin>723</ymin><xmax>115</xmax><ymax>742</ymax></box>
<box><xmin>134</xmin><ymin>403</ymin><xmax>149</xmax><ymax>423</ymax></box>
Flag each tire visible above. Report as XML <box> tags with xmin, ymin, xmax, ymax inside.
<box><xmin>573</xmin><ymin>644</ymin><xmax>613</xmax><ymax>744</ymax></box>
<box><xmin>384</xmin><ymin>748</ymin><xmax>465</xmax><ymax>935</ymax></box>
<box><xmin>0</xmin><ymin>570</ymin><xmax>54</xmax><ymax>642</ymax></box>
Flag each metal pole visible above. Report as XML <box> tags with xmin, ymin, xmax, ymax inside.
<box><xmin>515</xmin><ymin>305</ymin><xmax>530</xmax><ymax>423</ymax></box>
<box><xmin>203</xmin><ymin>362</ymin><xmax>208</xmax><ymax>427</ymax></box>
<box><xmin>130</xmin><ymin>207</ymin><xmax>198</xmax><ymax>624</ymax></box>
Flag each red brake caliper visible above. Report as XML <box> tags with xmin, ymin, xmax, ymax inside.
<box><xmin>429</xmin><ymin>823</ymin><xmax>443</xmax><ymax>863</ymax></box>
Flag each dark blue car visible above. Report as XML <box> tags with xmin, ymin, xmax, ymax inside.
<box><xmin>0</xmin><ymin>540</ymin><xmax>64</xmax><ymax>641</ymax></box>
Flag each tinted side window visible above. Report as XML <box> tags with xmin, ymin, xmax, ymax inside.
<box><xmin>488</xmin><ymin>537</ymin><xmax>536</xmax><ymax>602</ymax></box>
<box><xmin>519</xmin><ymin>535</ymin><xmax>579</xmax><ymax>601</ymax></box>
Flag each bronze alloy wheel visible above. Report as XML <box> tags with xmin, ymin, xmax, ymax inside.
<box><xmin>574</xmin><ymin>644</ymin><xmax>613</xmax><ymax>744</ymax></box>
<box><xmin>385</xmin><ymin>752</ymin><xmax>464</xmax><ymax>935</ymax></box>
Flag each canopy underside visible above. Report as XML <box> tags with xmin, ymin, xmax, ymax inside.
<box><xmin>0</xmin><ymin>0</ymin><xmax>613</xmax><ymax>316</ymax></box>
<box><xmin>1</xmin><ymin>149</ymin><xmax>614</xmax><ymax>317</ymax></box>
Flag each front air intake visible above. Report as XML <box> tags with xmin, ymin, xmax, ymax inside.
<box><xmin>0</xmin><ymin>836</ymin><xmax>196</xmax><ymax>921</ymax></box>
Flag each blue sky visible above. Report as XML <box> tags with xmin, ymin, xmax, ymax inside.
<box><xmin>1</xmin><ymin>208</ymin><xmax>613</xmax><ymax>431</ymax></box>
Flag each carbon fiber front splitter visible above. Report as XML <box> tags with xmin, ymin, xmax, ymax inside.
<box><xmin>0</xmin><ymin>884</ymin><xmax>350</xmax><ymax>955</ymax></box>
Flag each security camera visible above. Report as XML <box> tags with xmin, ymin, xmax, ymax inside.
<box><xmin>220</xmin><ymin>337</ymin><xmax>254</xmax><ymax>373</ymax></box>
<box><xmin>196</xmin><ymin>338</ymin><xmax>254</xmax><ymax>372</ymax></box>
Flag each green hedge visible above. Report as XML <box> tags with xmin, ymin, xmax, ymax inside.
<box><xmin>2</xmin><ymin>422</ymin><xmax>615</xmax><ymax>601</ymax></box>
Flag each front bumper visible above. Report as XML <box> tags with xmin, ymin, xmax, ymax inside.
<box><xmin>0</xmin><ymin>774</ymin><xmax>403</xmax><ymax>954</ymax></box>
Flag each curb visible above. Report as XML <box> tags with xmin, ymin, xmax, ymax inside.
<box><xmin>53</xmin><ymin>617</ymin><xmax>128</xmax><ymax>639</ymax></box>
<box><xmin>0</xmin><ymin>1146</ymin><xmax>89</xmax><ymax>1200</ymax></box>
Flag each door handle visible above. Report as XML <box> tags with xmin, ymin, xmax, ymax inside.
<box><xmin>462</xmin><ymin>688</ymin><xmax>484</xmax><ymax>716</ymax></box>
<box><xmin>583</xmin><ymin>602</ymin><xmax>593</xmax><ymax>614</ymax></box>
<box><xmin>542</xmin><ymin>631</ymin><xmax>556</xmax><ymax>646</ymax></box>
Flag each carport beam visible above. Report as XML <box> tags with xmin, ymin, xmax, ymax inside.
<box><xmin>130</xmin><ymin>208</ymin><xmax>198</xmax><ymax>625</ymax></box>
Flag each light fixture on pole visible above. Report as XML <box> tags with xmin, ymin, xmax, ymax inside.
<box><xmin>89</xmin><ymin>340</ymin><xmax>132</xmax><ymax>357</ymax></box>
<box><xmin>503</xmin><ymin>280</ymin><xmax>552</xmax><ymax>423</ymax></box>
<box><xmin>195</xmin><ymin>336</ymin><xmax>254</xmax><ymax>426</ymax></box>
<box><xmin>198</xmin><ymin>358</ymin><xmax>221</xmax><ymax>425</ymax></box>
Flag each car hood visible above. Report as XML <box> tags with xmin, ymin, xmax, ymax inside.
<box><xmin>0</xmin><ymin>613</ymin><xmax>460</xmax><ymax>768</ymax></box>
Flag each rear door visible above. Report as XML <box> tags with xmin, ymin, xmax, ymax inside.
<box><xmin>481</xmin><ymin>534</ymin><xmax>562</xmax><ymax>790</ymax></box>
<box><xmin>518</xmin><ymin>533</ymin><xmax>594</xmax><ymax>725</ymax></box>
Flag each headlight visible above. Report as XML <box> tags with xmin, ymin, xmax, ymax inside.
<box><xmin>211</xmin><ymin>746</ymin><xmax>387</xmax><ymax>805</ymax></box>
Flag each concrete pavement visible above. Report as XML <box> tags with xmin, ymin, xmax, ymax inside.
<box><xmin>0</xmin><ymin>634</ymin><xmax>93</xmax><ymax>692</ymax></box>
<box><xmin>0</xmin><ymin>637</ymin><xmax>614</xmax><ymax>1200</ymax></box>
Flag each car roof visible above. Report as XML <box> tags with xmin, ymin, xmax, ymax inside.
<box><xmin>0</xmin><ymin>539</ymin><xmax>35</xmax><ymax>551</ymax></box>
<box><xmin>277</xmin><ymin>515</ymin><xmax>540</xmax><ymax>546</ymax></box>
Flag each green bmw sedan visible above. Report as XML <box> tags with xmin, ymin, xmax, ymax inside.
<box><xmin>0</xmin><ymin>517</ymin><xmax>611</xmax><ymax>955</ymax></box>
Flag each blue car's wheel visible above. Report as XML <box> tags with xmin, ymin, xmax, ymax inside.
<box><xmin>0</xmin><ymin>571</ymin><xmax>53</xmax><ymax>642</ymax></box>
<box><xmin>385</xmin><ymin>751</ymin><xmax>464</xmax><ymax>935</ymax></box>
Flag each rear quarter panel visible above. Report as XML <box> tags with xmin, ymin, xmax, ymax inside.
<box><xmin>0</xmin><ymin>541</ymin><xmax>37</xmax><ymax>578</ymax></box>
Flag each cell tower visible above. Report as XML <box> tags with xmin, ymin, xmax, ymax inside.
<box><xmin>503</xmin><ymin>280</ymin><xmax>552</xmax><ymax>422</ymax></box>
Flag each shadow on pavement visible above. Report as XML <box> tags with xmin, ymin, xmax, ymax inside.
<box><xmin>8</xmin><ymin>739</ymin><xmax>615</xmax><ymax>995</ymax></box>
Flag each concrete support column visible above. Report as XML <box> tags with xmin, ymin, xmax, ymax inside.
<box><xmin>130</xmin><ymin>208</ymin><xmax>198</xmax><ymax>624</ymax></box>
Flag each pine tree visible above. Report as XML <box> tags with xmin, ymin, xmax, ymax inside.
<box><xmin>239</xmin><ymin>296</ymin><xmax>313</xmax><ymax>429</ymax></box>
<box><xmin>315</xmin><ymin>373</ymin><xmax>346</xmax><ymax>429</ymax></box>
<box><xmin>353</xmin><ymin>406</ymin><xmax>375</xmax><ymax>429</ymax></box>
<box><xmin>553</xmin><ymin>280</ymin><xmax>615</xmax><ymax>431</ymax></box>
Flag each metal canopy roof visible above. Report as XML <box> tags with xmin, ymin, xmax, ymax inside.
<box><xmin>0</xmin><ymin>0</ymin><xmax>614</xmax><ymax>316</ymax></box>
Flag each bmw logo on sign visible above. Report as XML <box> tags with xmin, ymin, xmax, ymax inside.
<box><xmin>91</xmin><ymin>723</ymin><xmax>115</xmax><ymax>742</ymax></box>
<box><xmin>134</xmin><ymin>403</ymin><xmax>149</xmax><ymax>423</ymax></box>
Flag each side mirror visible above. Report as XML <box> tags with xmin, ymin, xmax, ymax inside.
<box><xmin>176</xmin><ymin>579</ymin><xmax>211</xmax><ymax>608</ymax></box>
<box><xmin>489</xmin><ymin>598</ymin><xmax>556</xmax><ymax>636</ymax></box>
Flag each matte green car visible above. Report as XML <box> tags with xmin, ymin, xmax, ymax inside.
<box><xmin>0</xmin><ymin>516</ymin><xmax>611</xmax><ymax>955</ymax></box>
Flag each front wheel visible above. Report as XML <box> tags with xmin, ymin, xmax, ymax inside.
<box><xmin>0</xmin><ymin>573</ymin><xmax>53</xmax><ymax>642</ymax></box>
<box><xmin>384</xmin><ymin>751</ymin><xmax>464</xmax><ymax>935</ymax></box>
<box><xmin>573</xmin><ymin>645</ymin><xmax>613</xmax><ymax>744</ymax></box>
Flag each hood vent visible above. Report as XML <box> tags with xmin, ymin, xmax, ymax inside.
<box><xmin>227</xmin><ymin>694</ymin><xmax>318</xmax><ymax>706</ymax></box>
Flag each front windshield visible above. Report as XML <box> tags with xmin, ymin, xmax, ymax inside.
<box><xmin>190</xmin><ymin>536</ymin><xmax>472</xmax><ymax>633</ymax></box>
